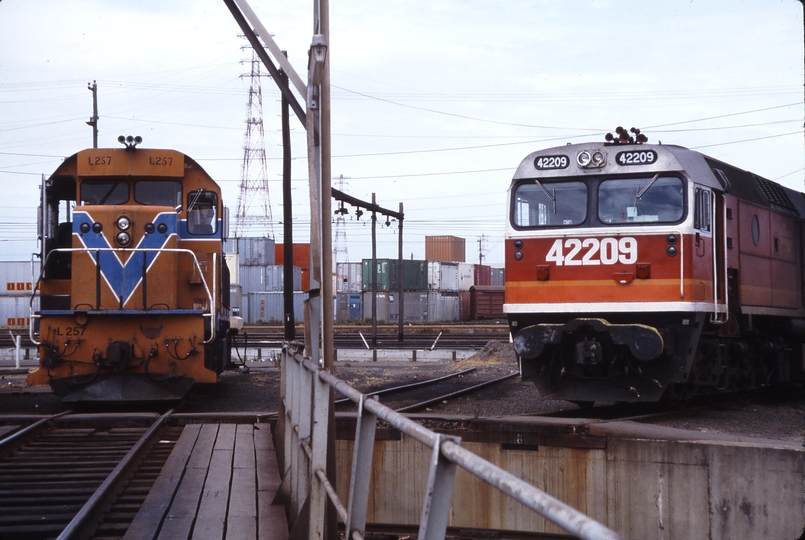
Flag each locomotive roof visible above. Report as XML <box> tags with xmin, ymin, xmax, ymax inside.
<box><xmin>514</xmin><ymin>142</ymin><xmax>805</xmax><ymax>220</ymax></box>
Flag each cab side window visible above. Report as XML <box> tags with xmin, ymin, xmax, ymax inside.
<box><xmin>187</xmin><ymin>190</ymin><xmax>218</xmax><ymax>235</ymax></box>
<box><xmin>694</xmin><ymin>188</ymin><xmax>711</xmax><ymax>232</ymax></box>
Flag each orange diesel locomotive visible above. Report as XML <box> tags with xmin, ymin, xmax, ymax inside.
<box><xmin>506</xmin><ymin>130</ymin><xmax>805</xmax><ymax>403</ymax></box>
<box><xmin>27</xmin><ymin>140</ymin><xmax>238</xmax><ymax>401</ymax></box>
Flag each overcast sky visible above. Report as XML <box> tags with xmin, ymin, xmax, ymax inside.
<box><xmin>1</xmin><ymin>0</ymin><xmax>803</xmax><ymax>265</ymax></box>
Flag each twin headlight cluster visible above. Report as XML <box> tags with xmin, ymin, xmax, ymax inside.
<box><xmin>79</xmin><ymin>215</ymin><xmax>168</xmax><ymax>247</ymax></box>
<box><xmin>577</xmin><ymin>150</ymin><xmax>606</xmax><ymax>168</ymax></box>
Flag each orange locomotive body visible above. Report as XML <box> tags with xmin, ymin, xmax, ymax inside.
<box><xmin>506</xmin><ymin>139</ymin><xmax>805</xmax><ymax>403</ymax></box>
<box><xmin>27</xmin><ymin>145</ymin><xmax>238</xmax><ymax>401</ymax></box>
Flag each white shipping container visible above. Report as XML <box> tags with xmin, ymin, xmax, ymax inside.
<box><xmin>427</xmin><ymin>261</ymin><xmax>441</xmax><ymax>290</ymax></box>
<box><xmin>335</xmin><ymin>262</ymin><xmax>362</xmax><ymax>293</ymax></box>
<box><xmin>439</xmin><ymin>262</ymin><xmax>459</xmax><ymax>292</ymax></box>
<box><xmin>0</xmin><ymin>296</ymin><xmax>38</xmax><ymax>328</ymax></box>
<box><xmin>224</xmin><ymin>253</ymin><xmax>239</xmax><ymax>285</ymax></box>
<box><xmin>458</xmin><ymin>263</ymin><xmax>475</xmax><ymax>291</ymax></box>
<box><xmin>0</xmin><ymin>261</ymin><xmax>40</xmax><ymax>295</ymax></box>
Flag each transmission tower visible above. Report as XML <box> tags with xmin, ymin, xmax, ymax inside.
<box><xmin>234</xmin><ymin>44</ymin><xmax>275</xmax><ymax>239</ymax></box>
<box><xmin>333</xmin><ymin>174</ymin><xmax>350</xmax><ymax>268</ymax></box>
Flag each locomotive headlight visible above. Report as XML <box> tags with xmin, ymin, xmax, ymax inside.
<box><xmin>116</xmin><ymin>231</ymin><xmax>132</xmax><ymax>246</ymax></box>
<box><xmin>591</xmin><ymin>151</ymin><xmax>605</xmax><ymax>166</ymax></box>
<box><xmin>116</xmin><ymin>216</ymin><xmax>131</xmax><ymax>230</ymax></box>
<box><xmin>577</xmin><ymin>151</ymin><xmax>592</xmax><ymax>167</ymax></box>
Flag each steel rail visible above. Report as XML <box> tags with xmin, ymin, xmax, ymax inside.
<box><xmin>394</xmin><ymin>372</ymin><xmax>518</xmax><ymax>413</ymax></box>
<box><xmin>334</xmin><ymin>367</ymin><xmax>477</xmax><ymax>405</ymax></box>
<box><xmin>56</xmin><ymin>410</ymin><xmax>172</xmax><ymax>540</ymax></box>
<box><xmin>0</xmin><ymin>410</ymin><xmax>72</xmax><ymax>453</ymax></box>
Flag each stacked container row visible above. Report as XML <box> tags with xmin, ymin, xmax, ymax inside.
<box><xmin>0</xmin><ymin>261</ymin><xmax>40</xmax><ymax>328</ymax></box>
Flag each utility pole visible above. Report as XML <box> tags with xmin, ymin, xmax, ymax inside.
<box><xmin>478</xmin><ymin>234</ymin><xmax>486</xmax><ymax>265</ymax></box>
<box><xmin>87</xmin><ymin>81</ymin><xmax>98</xmax><ymax>148</ymax></box>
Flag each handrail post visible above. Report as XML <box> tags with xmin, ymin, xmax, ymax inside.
<box><xmin>345</xmin><ymin>395</ymin><xmax>378</xmax><ymax>538</ymax></box>
<box><xmin>418</xmin><ymin>434</ymin><xmax>460</xmax><ymax>540</ymax></box>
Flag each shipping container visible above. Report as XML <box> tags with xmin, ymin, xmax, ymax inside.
<box><xmin>234</xmin><ymin>237</ymin><xmax>275</xmax><ymax>266</ymax></box>
<box><xmin>490</xmin><ymin>267</ymin><xmax>505</xmax><ymax>287</ymax></box>
<box><xmin>361</xmin><ymin>259</ymin><xmax>392</xmax><ymax>292</ymax></box>
<box><xmin>427</xmin><ymin>261</ymin><xmax>460</xmax><ymax>292</ymax></box>
<box><xmin>474</xmin><ymin>264</ymin><xmax>492</xmax><ymax>287</ymax></box>
<box><xmin>275</xmin><ymin>243</ymin><xmax>311</xmax><ymax>269</ymax></box>
<box><xmin>229</xmin><ymin>285</ymin><xmax>243</xmax><ymax>317</ymax></box>
<box><xmin>363</xmin><ymin>259</ymin><xmax>428</xmax><ymax>292</ymax></box>
<box><xmin>362</xmin><ymin>291</ymin><xmax>429</xmax><ymax>323</ymax></box>
<box><xmin>470</xmin><ymin>286</ymin><xmax>505</xmax><ymax>319</ymax></box>
<box><xmin>0</xmin><ymin>261</ymin><xmax>40</xmax><ymax>295</ymax></box>
<box><xmin>361</xmin><ymin>291</ymin><xmax>390</xmax><ymax>322</ymax></box>
<box><xmin>398</xmin><ymin>260</ymin><xmax>428</xmax><ymax>291</ymax></box>
<box><xmin>240</xmin><ymin>265</ymin><xmax>302</xmax><ymax>293</ymax></box>
<box><xmin>427</xmin><ymin>261</ymin><xmax>441</xmax><ymax>291</ymax></box>
<box><xmin>245</xmin><ymin>291</ymin><xmax>308</xmax><ymax>324</ymax></box>
<box><xmin>425</xmin><ymin>235</ymin><xmax>466</xmax><ymax>263</ymax></box>
<box><xmin>224</xmin><ymin>253</ymin><xmax>239</xmax><ymax>285</ymax></box>
<box><xmin>335</xmin><ymin>292</ymin><xmax>363</xmax><ymax>322</ymax></box>
<box><xmin>301</xmin><ymin>268</ymin><xmax>310</xmax><ymax>292</ymax></box>
<box><xmin>335</xmin><ymin>262</ymin><xmax>362</xmax><ymax>293</ymax></box>
<box><xmin>458</xmin><ymin>263</ymin><xmax>475</xmax><ymax>291</ymax></box>
<box><xmin>0</xmin><ymin>296</ymin><xmax>38</xmax><ymax>328</ymax></box>
<box><xmin>427</xmin><ymin>291</ymin><xmax>459</xmax><ymax>322</ymax></box>
<box><xmin>458</xmin><ymin>291</ymin><xmax>472</xmax><ymax>321</ymax></box>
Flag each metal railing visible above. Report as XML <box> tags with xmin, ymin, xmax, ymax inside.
<box><xmin>281</xmin><ymin>342</ymin><xmax>624</xmax><ymax>540</ymax></box>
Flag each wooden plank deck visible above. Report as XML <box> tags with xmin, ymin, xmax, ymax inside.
<box><xmin>123</xmin><ymin>423</ymin><xmax>287</xmax><ymax>540</ymax></box>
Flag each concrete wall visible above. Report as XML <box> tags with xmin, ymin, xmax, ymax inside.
<box><xmin>334</xmin><ymin>418</ymin><xmax>805</xmax><ymax>539</ymax></box>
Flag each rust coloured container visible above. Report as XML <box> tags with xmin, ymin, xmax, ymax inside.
<box><xmin>474</xmin><ymin>264</ymin><xmax>492</xmax><ymax>286</ymax></box>
<box><xmin>425</xmin><ymin>235</ymin><xmax>466</xmax><ymax>262</ymax></box>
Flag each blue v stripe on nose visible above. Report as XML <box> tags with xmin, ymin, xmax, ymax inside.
<box><xmin>73</xmin><ymin>212</ymin><xmax>177</xmax><ymax>304</ymax></box>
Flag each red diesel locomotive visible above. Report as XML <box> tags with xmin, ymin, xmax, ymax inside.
<box><xmin>27</xmin><ymin>140</ymin><xmax>238</xmax><ymax>401</ymax></box>
<box><xmin>506</xmin><ymin>130</ymin><xmax>805</xmax><ymax>403</ymax></box>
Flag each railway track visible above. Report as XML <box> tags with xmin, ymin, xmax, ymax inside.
<box><xmin>0</xmin><ymin>412</ymin><xmax>178</xmax><ymax>540</ymax></box>
<box><xmin>336</xmin><ymin>367</ymin><xmax>519</xmax><ymax>414</ymax></box>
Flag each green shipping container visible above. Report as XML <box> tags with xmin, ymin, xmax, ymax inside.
<box><xmin>362</xmin><ymin>259</ymin><xmax>392</xmax><ymax>291</ymax></box>
<box><xmin>361</xmin><ymin>259</ymin><xmax>428</xmax><ymax>292</ymax></box>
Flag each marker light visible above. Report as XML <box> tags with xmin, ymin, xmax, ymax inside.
<box><xmin>80</xmin><ymin>222</ymin><xmax>91</xmax><ymax>234</ymax></box>
<box><xmin>144</xmin><ymin>223</ymin><xmax>155</xmax><ymax>234</ymax></box>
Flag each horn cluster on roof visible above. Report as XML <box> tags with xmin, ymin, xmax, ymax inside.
<box><xmin>605</xmin><ymin>126</ymin><xmax>647</xmax><ymax>145</ymax></box>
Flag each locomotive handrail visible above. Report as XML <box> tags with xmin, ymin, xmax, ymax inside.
<box><xmin>710</xmin><ymin>195</ymin><xmax>729</xmax><ymax>324</ymax></box>
<box><xmin>29</xmin><ymin>247</ymin><xmax>216</xmax><ymax>346</ymax></box>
